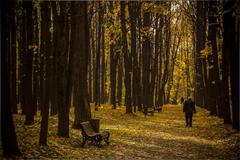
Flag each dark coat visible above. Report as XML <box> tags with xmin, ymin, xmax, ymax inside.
<box><xmin>183</xmin><ymin>99</ymin><xmax>196</xmax><ymax>114</ymax></box>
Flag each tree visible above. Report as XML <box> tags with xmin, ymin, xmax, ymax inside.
<box><xmin>207</xmin><ymin>1</ymin><xmax>219</xmax><ymax>115</ymax></box>
<box><xmin>129</xmin><ymin>1</ymin><xmax>138</xmax><ymax>112</ymax></box>
<box><xmin>159</xmin><ymin>6</ymin><xmax>171</xmax><ymax>106</ymax></box>
<box><xmin>94</xmin><ymin>2</ymin><xmax>102</xmax><ymax>109</ymax></box>
<box><xmin>223</xmin><ymin>0</ymin><xmax>239</xmax><ymax>130</ymax></box>
<box><xmin>9</xmin><ymin>1</ymin><xmax>18</xmax><ymax>114</ymax></box>
<box><xmin>23</xmin><ymin>1</ymin><xmax>34</xmax><ymax>125</ymax></box>
<box><xmin>1</xmin><ymin>1</ymin><xmax>21</xmax><ymax>156</ymax></box>
<box><xmin>221</xmin><ymin>0</ymin><xmax>232</xmax><ymax>124</ymax></box>
<box><xmin>110</xmin><ymin>1</ymin><xmax>117</xmax><ymax>109</ymax></box>
<box><xmin>120</xmin><ymin>1</ymin><xmax>132</xmax><ymax>113</ymax></box>
<box><xmin>195</xmin><ymin>1</ymin><xmax>206</xmax><ymax>107</ymax></box>
<box><xmin>72</xmin><ymin>1</ymin><xmax>92</xmax><ymax>127</ymax></box>
<box><xmin>54</xmin><ymin>1</ymin><xmax>70</xmax><ymax>137</ymax></box>
<box><xmin>142</xmin><ymin>3</ymin><xmax>152</xmax><ymax>110</ymax></box>
<box><xmin>101</xmin><ymin>4</ymin><xmax>106</xmax><ymax>104</ymax></box>
<box><xmin>39</xmin><ymin>1</ymin><xmax>51</xmax><ymax>145</ymax></box>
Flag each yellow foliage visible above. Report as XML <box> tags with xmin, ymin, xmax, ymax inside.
<box><xmin>200</xmin><ymin>42</ymin><xmax>212</xmax><ymax>58</ymax></box>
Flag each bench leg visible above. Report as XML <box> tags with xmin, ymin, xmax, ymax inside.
<box><xmin>103</xmin><ymin>132</ymin><xmax>110</xmax><ymax>145</ymax></box>
<box><xmin>82</xmin><ymin>136</ymin><xmax>87</xmax><ymax>147</ymax></box>
<box><xmin>96</xmin><ymin>135</ymin><xmax>102</xmax><ymax>147</ymax></box>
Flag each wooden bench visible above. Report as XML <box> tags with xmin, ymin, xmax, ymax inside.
<box><xmin>143</xmin><ymin>107</ymin><xmax>154</xmax><ymax>116</ymax></box>
<box><xmin>154</xmin><ymin>105</ymin><xmax>162</xmax><ymax>112</ymax></box>
<box><xmin>80</xmin><ymin>121</ymin><xmax>110</xmax><ymax>147</ymax></box>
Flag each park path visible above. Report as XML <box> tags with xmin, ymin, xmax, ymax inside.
<box><xmin>96</xmin><ymin>104</ymin><xmax>239</xmax><ymax>159</ymax></box>
<box><xmin>4</xmin><ymin>104</ymin><xmax>239</xmax><ymax>159</ymax></box>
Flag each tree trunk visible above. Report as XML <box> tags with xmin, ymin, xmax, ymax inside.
<box><xmin>101</xmin><ymin>5</ymin><xmax>105</xmax><ymax>104</ymax></box>
<box><xmin>1</xmin><ymin>1</ymin><xmax>21</xmax><ymax>156</ymax></box>
<box><xmin>32</xmin><ymin>5</ymin><xmax>39</xmax><ymax>115</ymax></box>
<box><xmin>142</xmin><ymin>6</ymin><xmax>151</xmax><ymax>109</ymax></box>
<box><xmin>94</xmin><ymin>2</ymin><xmax>102</xmax><ymax>109</ymax></box>
<box><xmin>9</xmin><ymin>2</ymin><xmax>18</xmax><ymax>114</ymax></box>
<box><xmin>157</xmin><ymin>16</ymin><xmax>163</xmax><ymax>107</ymax></box>
<box><xmin>195</xmin><ymin>1</ymin><xmax>206</xmax><ymax>107</ymax></box>
<box><xmin>117</xmin><ymin>50</ymin><xmax>123</xmax><ymax>107</ymax></box>
<box><xmin>221</xmin><ymin>1</ymin><xmax>232</xmax><ymax>124</ymax></box>
<box><xmin>207</xmin><ymin>1</ymin><xmax>218</xmax><ymax>115</ymax></box>
<box><xmin>23</xmin><ymin>1</ymin><xmax>34</xmax><ymax>125</ymax></box>
<box><xmin>50</xmin><ymin>2</ymin><xmax>58</xmax><ymax>116</ymax></box>
<box><xmin>129</xmin><ymin>1</ymin><xmax>138</xmax><ymax>112</ymax></box>
<box><xmin>72</xmin><ymin>1</ymin><xmax>92</xmax><ymax>127</ymax></box>
<box><xmin>224</xmin><ymin>1</ymin><xmax>239</xmax><ymax>130</ymax></box>
<box><xmin>39</xmin><ymin>1</ymin><xmax>51</xmax><ymax>145</ymax></box>
<box><xmin>121</xmin><ymin>1</ymin><xmax>132</xmax><ymax>113</ymax></box>
<box><xmin>159</xmin><ymin>12</ymin><xmax>171</xmax><ymax>106</ymax></box>
<box><xmin>137</xmin><ymin>2</ymin><xmax>142</xmax><ymax>111</ymax></box>
<box><xmin>55</xmin><ymin>2</ymin><xmax>69</xmax><ymax>137</ymax></box>
<box><xmin>109</xmin><ymin>1</ymin><xmax>117</xmax><ymax>109</ymax></box>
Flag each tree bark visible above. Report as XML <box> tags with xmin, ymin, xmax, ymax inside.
<box><xmin>94</xmin><ymin>2</ymin><xmax>102</xmax><ymax>109</ymax></box>
<box><xmin>121</xmin><ymin>1</ymin><xmax>132</xmax><ymax>113</ymax></box>
<box><xmin>72</xmin><ymin>1</ymin><xmax>92</xmax><ymax>127</ymax></box>
<box><xmin>23</xmin><ymin>1</ymin><xmax>34</xmax><ymax>125</ymax></box>
<box><xmin>195</xmin><ymin>1</ymin><xmax>206</xmax><ymax>107</ymax></box>
<box><xmin>129</xmin><ymin>1</ymin><xmax>138</xmax><ymax>112</ymax></box>
<box><xmin>117</xmin><ymin>50</ymin><xmax>123</xmax><ymax>107</ymax></box>
<box><xmin>101</xmin><ymin>5</ymin><xmax>106</xmax><ymax>104</ymax></box>
<box><xmin>1</xmin><ymin>1</ymin><xmax>21</xmax><ymax>156</ymax></box>
<box><xmin>224</xmin><ymin>1</ymin><xmax>239</xmax><ymax>130</ymax></box>
<box><xmin>110</xmin><ymin>1</ymin><xmax>117</xmax><ymax>109</ymax></box>
<box><xmin>207</xmin><ymin>1</ymin><xmax>218</xmax><ymax>115</ymax></box>
<box><xmin>55</xmin><ymin>2</ymin><xmax>69</xmax><ymax>137</ymax></box>
<box><xmin>39</xmin><ymin>1</ymin><xmax>51</xmax><ymax>145</ymax></box>
<box><xmin>142</xmin><ymin>6</ymin><xmax>151</xmax><ymax>109</ymax></box>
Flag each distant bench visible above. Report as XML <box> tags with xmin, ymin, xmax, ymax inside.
<box><xmin>143</xmin><ymin>107</ymin><xmax>154</xmax><ymax>116</ymax></box>
<box><xmin>80</xmin><ymin>121</ymin><xmax>110</xmax><ymax>147</ymax></box>
<box><xmin>143</xmin><ymin>105</ymin><xmax>163</xmax><ymax>116</ymax></box>
<box><xmin>154</xmin><ymin>105</ymin><xmax>162</xmax><ymax>112</ymax></box>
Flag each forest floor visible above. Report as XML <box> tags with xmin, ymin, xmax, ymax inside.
<box><xmin>2</xmin><ymin>104</ymin><xmax>240</xmax><ymax>159</ymax></box>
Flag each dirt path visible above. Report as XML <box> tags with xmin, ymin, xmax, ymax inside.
<box><xmin>2</xmin><ymin>104</ymin><xmax>239</xmax><ymax>159</ymax></box>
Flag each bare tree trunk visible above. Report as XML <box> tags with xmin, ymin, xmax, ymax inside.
<box><xmin>195</xmin><ymin>1</ymin><xmax>206</xmax><ymax>107</ymax></box>
<box><xmin>101</xmin><ymin>5</ymin><xmax>106</xmax><ymax>104</ymax></box>
<box><xmin>39</xmin><ymin>1</ymin><xmax>51</xmax><ymax>145</ymax></box>
<box><xmin>207</xmin><ymin>1</ymin><xmax>218</xmax><ymax>115</ymax></box>
<box><xmin>94</xmin><ymin>2</ymin><xmax>102</xmax><ymax>109</ymax></box>
<box><xmin>142</xmin><ymin>6</ymin><xmax>151</xmax><ymax>110</ymax></box>
<box><xmin>117</xmin><ymin>50</ymin><xmax>123</xmax><ymax>107</ymax></box>
<box><xmin>109</xmin><ymin>1</ymin><xmax>117</xmax><ymax>109</ymax></box>
<box><xmin>9</xmin><ymin>3</ymin><xmax>18</xmax><ymax>114</ymax></box>
<box><xmin>129</xmin><ymin>1</ymin><xmax>137</xmax><ymax>112</ymax></box>
<box><xmin>1</xmin><ymin>1</ymin><xmax>21</xmax><ymax>155</ymax></box>
<box><xmin>224</xmin><ymin>1</ymin><xmax>239</xmax><ymax>130</ymax></box>
<box><xmin>55</xmin><ymin>2</ymin><xmax>69</xmax><ymax>137</ymax></box>
<box><xmin>159</xmin><ymin>11</ymin><xmax>171</xmax><ymax>106</ymax></box>
<box><xmin>72</xmin><ymin>1</ymin><xmax>92</xmax><ymax>127</ymax></box>
<box><xmin>23</xmin><ymin>1</ymin><xmax>34</xmax><ymax>125</ymax></box>
<box><xmin>121</xmin><ymin>1</ymin><xmax>132</xmax><ymax>113</ymax></box>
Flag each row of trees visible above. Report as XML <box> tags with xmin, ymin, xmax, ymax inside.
<box><xmin>2</xmin><ymin>0</ymin><xmax>91</xmax><ymax>156</ymax></box>
<box><xmin>88</xmin><ymin>1</ymin><xmax>194</xmax><ymax>112</ymax></box>
<box><xmin>194</xmin><ymin>0</ymin><xmax>239</xmax><ymax>129</ymax></box>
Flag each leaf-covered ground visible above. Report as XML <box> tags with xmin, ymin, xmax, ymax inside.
<box><xmin>2</xmin><ymin>104</ymin><xmax>240</xmax><ymax>159</ymax></box>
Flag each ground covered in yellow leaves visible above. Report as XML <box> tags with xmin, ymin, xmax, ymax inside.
<box><xmin>3</xmin><ymin>104</ymin><xmax>240</xmax><ymax>159</ymax></box>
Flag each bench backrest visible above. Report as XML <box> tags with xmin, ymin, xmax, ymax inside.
<box><xmin>80</xmin><ymin>121</ymin><xmax>96</xmax><ymax>136</ymax></box>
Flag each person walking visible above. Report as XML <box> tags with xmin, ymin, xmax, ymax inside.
<box><xmin>183</xmin><ymin>97</ymin><xmax>196</xmax><ymax>127</ymax></box>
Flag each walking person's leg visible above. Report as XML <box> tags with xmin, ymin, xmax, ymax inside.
<box><xmin>189</xmin><ymin>114</ymin><xmax>193</xmax><ymax>127</ymax></box>
<box><xmin>185</xmin><ymin>113</ymin><xmax>188</xmax><ymax>126</ymax></box>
